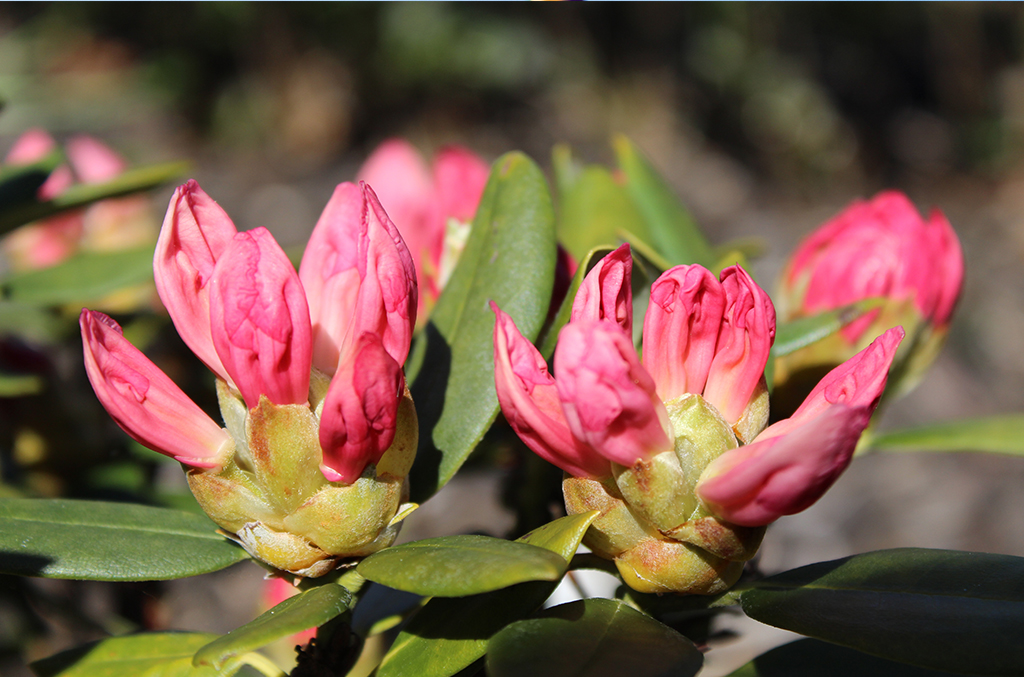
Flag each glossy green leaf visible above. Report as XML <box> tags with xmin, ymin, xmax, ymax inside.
<box><xmin>773</xmin><ymin>299</ymin><xmax>884</xmax><ymax>357</ymax></box>
<box><xmin>3</xmin><ymin>246</ymin><xmax>154</xmax><ymax>306</ymax></box>
<box><xmin>0</xmin><ymin>161</ymin><xmax>188</xmax><ymax>234</ymax></box>
<box><xmin>193</xmin><ymin>583</ymin><xmax>351</xmax><ymax>669</ymax></box>
<box><xmin>358</xmin><ymin>534</ymin><xmax>566</xmax><ymax>597</ymax></box>
<box><xmin>726</xmin><ymin>638</ymin><xmax>968</xmax><ymax>677</ymax></box>
<box><xmin>486</xmin><ymin>598</ymin><xmax>703</xmax><ymax>677</ymax></box>
<box><xmin>30</xmin><ymin>632</ymin><xmax>247</xmax><ymax>677</ymax></box>
<box><xmin>613</xmin><ymin>135</ymin><xmax>714</xmax><ymax>268</ymax></box>
<box><xmin>376</xmin><ymin>512</ymin><xmax>598</xmax><ymax>677</ymax></box>
<box><xmin>865</xmin><ymin>415</ymin><xmax>1024</xmax><ymax>456</ymax></box>
<box><xmin>0</xmin><ymin>498</ymin><xmax>249</xmax><ymax>581</ymax></box>
<box><xmin>538</xmin><ymin>247</ymin><xmax>614</xmax><ymax>358</ymax></box>
<box><xmin>741</xmin><ymin>548</ymin><xmax>1024</xmax><ymax>675</ymax></box>
<box><xmin>556</xmin><ymin>163</ymin><xmax>648</xmax><ymax>262</ymax></box>
<box><xmin>409</xmin><ymin>152</ymin><xmax>556</xmax><ymax>502</ymax></box>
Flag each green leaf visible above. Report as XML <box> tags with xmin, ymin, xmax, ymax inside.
<box><xmin>537</xmin><ymin>247</ymin><xmax>614</xmax><ymax>358</ymax></box>
<box><xmin>30</xmin><ymin>632</ymin><xmax>246</xmax><ymax>677</ymax></box>
<box><xmin>0</xmin><ymin>301</ymin><xmax>67</xmax><ymax>341</ymax></box>
<box><xmin>865</xmin><ymin>415</ymin><xmax>1024</xmax><ymax>456</ymax></box>
<box><xmin>773</xmin><ymin>299</ymin><xmax>884</xmax><ymax>357</ymax></box>
<box><xmin>613</xmin><ymin>135</ymin><xmax>714</xmax><ymax>268</ymax></box>
<box><xmin>0</xmin><ymin>371</ymin><xmax>43</xmax><ymax>397</ymax></box>
<box><xmin>409</xmin><ymin>152</ymin><xmax>556</xmax><ymax>502</ymax></box>
<box><xmin>3</xmin><ymin>246</ymin><xmax>154</xmax><ymax>306</ymax></box>
<box><xmin>0</xmin><ymin>151</ymin><xmax>63</xmax><ymax>217</ymax></box>
<box><xmin>193</xmin><ymin>583</ymin><xmax>351</xmax><ymax>669</ymax></box>
<box><xmin>556</xmin><ymin>162</ymin><xmax>648</xmax><ymax>262</ymax></box>
<box><xmin>0</xmin><ymin>498</ymin><xmax>249</xmax><ymax>581</ymax></box>
<box><xmin>726</xmin><ymin>638</ymin><xmax>968</xmax><ymax>677</ymax></box>
<box><xmin>740</xmin><ymin>548</ymin><xmax>1024</xmax><ymax>675</ymax></box>
<box><xmin>358</xmin><ymin>535</ymin><xmax>566</xmax><ymax>597</ymax></box>
<box><xmin>486</xmin><ymin>598</ymin><xmax>703</xmax><ymax>677</ymax></box>
<box><xmin>0</xmin><ymin>161</ymin><xmax>188</xmax><ymax>234</ymax></box>
<box><xmin>376</xmin><ymin>512</ymin><xmax>598</xmax><ymax>677</ymax></box>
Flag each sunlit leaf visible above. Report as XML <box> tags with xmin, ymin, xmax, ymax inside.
<box><xmin>741</xmin><ymin>548</ymin><xmax>1024</xmax><ymax>675</ymax></box>
<box><xmin>0</xmin><ymin>498</ymin><xmax>249</xmax><ymax>581</ymax></box>
<box><xmin>773</xmin><ymin>299</ymin><xmax>884</xmax><ymax>357</ymax></box>
<box><xmin>409</xmin><ymin>152</ymin><xmax>556</xmax><ymax>502</ymax></box>
<box><xmin>556</xmin><ymin>161</ymin><xmax>648</xmax><ymax>262</ymax></box>
<box><xmin>3</xmin><ymin>246</ymin><xmax>154</xmax><ymax>306</ymax></box>
<box><xmin>865</xmin><ymin>415</ymin><xmax>1024</xmax><ymax>456</ymax></box>
<box><xmin>487</xmin><ymin>598</ymin><xmax>702</xmax><ymax>677</ymax></box>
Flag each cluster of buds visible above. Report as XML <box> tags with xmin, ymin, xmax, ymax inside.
<box><xmin>776</xmin><ymin>191</ymin><xmax>963</xmax><ymax>400</ymax></box>
<box><xmin>2</xmin><ymin>129</ymin><xmax>156</xmax><ymax>278</ymax></box>
<box><xmin>81</xmin><ymin>180</ymin><xmax>419</xmax><ymax>577</ymax></box>
<box><xmin>357</xmin><ymin>139</ymin><xmax>489</xmax><ymax>317</ymax></box>
<box><xmin>493</xmin><ymin>245</ymin><xmax>903</xmax><ymax>594</ymax></box>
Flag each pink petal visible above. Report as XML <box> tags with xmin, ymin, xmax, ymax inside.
<box><xmin>555</xmin><ymin>320</ymin><xmax>671</xmax><ymax>467</ymax></box>
<box><xmin>696</xmin><ymin>404</ymin><xmax>872</xmax><ymax>526</ymax></box>
<box><xmin>80</xmin><ymin>309</ymin><xmax>230</xmax><ymax>467</ymax></box>
<box><xmin>703</xmin><ymin>266</ymin><xmax>776</xmax><ymax>424</ymax></box>
<box><xmin>319</xmin><ymin>332</ymin><xmax>404</xmax><ymax>484</ymax></box>
<box><xmin>570</xmin><ymin>244</ymin><xmax>634</xmax><ymax>335</ymax></box>
<box><xmin>65</xmin><ymin>136</ymin><xmax>127</xmax><ymax>183</ymax></box>
<box><xmin>642</xmin><ymin>264</ymin><xmax>726</xmax><ymax>402</ymax></box>
<box><xmin>153</xmin><ymin>180</ymin><xmax>238</xmax><ymax>384</ymax></box>
<box><xmin>209</xmin><ymin>228</ymin><xmax>312</xmax><ymax>409</ymax></box>
<box><xmin>432</xmin><ymin>145</ymin><xmax>489</xmax><ymax>225</ymax></box>
<box><xmin>492</xmin><ymin>302</ymin><xmax>608</xmax><ymax>478</ymax></box>
<box><xmin>299</xmin><ymin>182</ymin><xmax>417</xmax><ymax>374</ymax></box>
<box><xmin>5</xmin><ymin>128</ymin><xmax>56</xmax><ymax>165</ymax></box>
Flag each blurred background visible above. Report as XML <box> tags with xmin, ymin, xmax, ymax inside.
<box><xmin>2</xmin><ymin>3</ymin><xmax>1024</xmax><ymax>675</ymax></box>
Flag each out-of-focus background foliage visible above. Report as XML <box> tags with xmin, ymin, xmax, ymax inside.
<box><xmin>3</xmin><ymin>4</ymin><xmax>1024</xmax><ymax>675</ymax></box>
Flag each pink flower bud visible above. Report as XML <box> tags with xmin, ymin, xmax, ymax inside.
<box><xmin>299</xmin><ymin>182</ymin><xmax>417</xmax><ymax>374</ymax></box>
<box><xmin>209</xmin><ymin>228</ymin><xmax>312</xmax><ymax>409</ymax></box>
<box><xmin>642</xmin><ymin>264</ymin><xmax>726</xmax><ymax>403</ymax></box>
<box><xmin>5</xmin><ymin>129</ymin><xmax>73</xmax><ymax>199</ymax></box>
<box><xmin>570</xmin><ymin>243</ymin><xmax>633</xmax><ymax>335</ymax></box>
<box><xmin>65</xmin><ymin>135</ymin><xmax>127</xmax><ymax>184</ymax></box>
<box><xmin>433</xmin><ymin>145</ymin><xmax>490</xmax><ymax>227</ymax></box>
<box><xmin>319</xmin><ymin>332</ymin><xmax>404</xmax><ymax>484</ymax></box>
<box><xmin>555</xmin><ymin>321</ymin><xmax>672</xmax><ymax>467</ymax></box>
<box><xmin>784</xmin><ymin>191</ymin><xmax>963</xmax><ymax>341</ymax></box>
<box><xmin>702</xmin><ymin>266</ymin><xmax>776</xmax><ymax>424</ymax></box>
<box><xmin>80</xmin><ymin>309</ymin><xmax>230</xmax><ymax>467</ymax></box>
<box><xmin>492</xmin><ymin>302</ymin><xmax>608</xmax><ymax>478</ymax></box>
<box><xmin>695</xmin><ymin>326</ymin><xmax>904</xmax><ymax>526</ymax></box>
<box><xmin>153</xmin><ymin>180</ymin><xmax>238</xmax><ymax>384</ymax></box>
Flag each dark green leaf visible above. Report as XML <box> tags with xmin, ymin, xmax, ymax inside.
<box><xmin>0</xmin><ymin>161</ymin><xmax>188</xmax><ymax>234</ymax></box>
<box><xmin>741</xmin><ymin>548</ymin><xmax>1024</xmax><ymax>675</ymax></box>
<box><xmin>358</xmin><ymin>535</ymin><xmax>565</xmax><ymax>597</ymax></box>
<box><xmin>538</xmin><ymin>247</ymin><xmax>614</xmax><ymax>358</ymax></box>
<box><xmin>376</xmin><ymin>513</ymin><xmax>598</xmax><ymax>677</ymax></box>
<box><xmin>31</xmin><ymin>632</ymin><xmax>245</xmax><ymax>677</ymax></box>
<box><xmin>409</xmin><ymin>152</ymin><xmax>556</xmax><ymax>502</ymax></box>
<box><xmin>774</xmin><ymin>299</ymin><xmax>884</xmax><ymax>357</ymax></box>
<box><xmin>613</xmin><ymin>135</ymin><xmax>714</xmax><ymax>268</ymax></box>
<box><xmin>0</xmin><ymin>498</ymin><xmax>249</xmax><ymax>581</ymax></box>
<box><xmin>486</xmin><ymin>598</ymin><xmax>702</xmax><ymax>677</ymax></box>
<box><xmin>193</xmin><ymin>584</ymin><xmax>351</xmax><ymax>669</ymax></box>
<box><xmin>556</xmin><ymin>163</ymin><xmax>648</xmax><ymax>262</ymax></box>
<box><xmin>0</xmin><ymin>150</ymin><xmax>63</xmax><ymax>218</ymax></box>
<box><xmin>866</xmin><ymin>415</ymin><xmax>1024</xmax><ymax>456</ymax></box>
<box><xmin>726</xmin><ymin>638</ymin><xmax>971</xmax><ymax>677</ymax></box>
<box><xmin>3</xmin><ymin>246</ymin><xmax>154</xmax><ymax>306</ymax></box>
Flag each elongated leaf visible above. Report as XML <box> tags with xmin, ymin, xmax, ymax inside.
<box><xmin>538</xmin><ymin>247</ymin><xmax>614</xmax><ymax>358</ymax></box>
<box><xmin>376</xmin><ymin>512</ymin><xmax>598</xmax><ymax>677</ymax></box>
<box><xmin>358</xmin><ymin>535</ymin><xmax>566</xmax><ymax>597</ymax></box>
<box><xmin>556</xmin><ymin>163</ymin><xmax>648</xmax><ymax>262</ymax></box>
<box><xmin>3</xmin><ymin>246</ymin><xmax>154</xmax><ymax>306</ymax></box>
<box><xmin>0</xmin><ymin>161</ymin><xmax>188</xmax><ymax>233</ymax></box>
<box><xmin>773</xmin><ymin>299</ymin><xmax>884</xmax><ymax>357</ymax></box>
<box><xmin>726</xmin><ymin>638</ymin><xmax>967</xmax><ymax>677</ymax></box>
<box><xmin>0</xmin><ymin>372</ymin><xmax>43</xmax><ymax>396</ymax></box>
<box><xmin>193</xmin><ymin>583</ymin><xmax>351</xmax><ymax>669</ymax></box>
<box><xmin>866</xmin><ymin>415</ymin><xmax>1024</xmax><ymax>456</ymax></box>
<box><xmin>409</xmin><ymin>152</ymin><xmax>556</xmax><ymax>502</ymax></box>
<box><xmin>31</xmin><ymin>632</ymin><xmax>246</xmax><ymax>677</ymax></box>
<box><xmin>0</xmin><ymin>498</ymin><xmax>249</xmax><ymax>581</ymax></box>
<box><xmin>613</xmin><ymin>135</ymin><xmax>713</xmax><ymax>268</ymax></box>
<box><xmin>486</xmin><ymin>598</ymin><xmax>702</xmax><ymax>677</ymax></box>
<box><xmin>741</xmin><ymin>548</ymin><xmax>1024</xmax><ymax>675</ymax></box>
<box><xmin>0</xmin><ymin>301</ymin><xmax>66</xmax><ymax>341</ymax></box>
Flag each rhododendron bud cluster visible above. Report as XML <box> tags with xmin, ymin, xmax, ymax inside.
<box><xmin>82</xmin><ymin>179</ymin><xmax>419</xmax><ymax>577</ymax></box>
<box><xmin>776</xmin><ymin>191</ymin><xmax>962</xmax><ymax>398</ymax></box>
<box><xmin>493</xmin><ymin>245</ymin><xmax>903</xmax><ymax>594</ymax></box>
